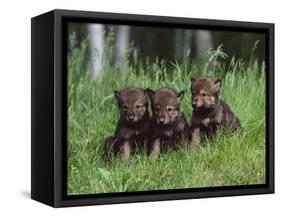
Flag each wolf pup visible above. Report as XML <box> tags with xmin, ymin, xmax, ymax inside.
<box><xmin>190</xmin><ymin>77</ymin><xmax>241</xmax><ymax>149</ymax></box>
<box><xmin>104</xmin><ymin>87</ymin><xmax>150</xmax><ymax>163</ymax></box>
<box><xmin>146</xmin><ymin>87</ymin><xmax>189</xmax><ymax>158</ymax></box>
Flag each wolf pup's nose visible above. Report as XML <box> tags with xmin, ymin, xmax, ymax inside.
<box><xmin>128</xmin><ymin>115</ymin><xmax>135</xmax><ymax>122</ymax></box>
<box><xmin>159</xmin><ymin>117</ymin><xmax>165</xmax><ymax>124</ymax></box>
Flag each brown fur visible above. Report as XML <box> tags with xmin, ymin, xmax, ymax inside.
<box><xmin>146</xmin><ymin>87</ymin><xmax>190</xmax><ymax>158</ymax></box>
<box><xmin>190</xmin><ymin>77</ymin><xmax>241</xmax><ymax>149</ymax></box>
<box><xmin>104</xmin><ymin>87</ymin><xmax>150</xmax><ymax>163</ymax></box>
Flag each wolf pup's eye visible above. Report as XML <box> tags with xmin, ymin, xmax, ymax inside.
<box><xmin>201</xmin><ymin>93</ymin><xmax>208</xmax><ymax>97</ymax></box>
<box><xmin>122</xmin><ymin>106</ymin><xmax>128</xmax><ymax>111</ymax></box>
<box><xmin>167</xmin><ymin>107</ymin><xmax>173</xmax><ymax>112</ymax></box>
<box><xmin>136</xmin><ymin>105</ymin><xmax>143</xmax><ymax>109</ymax></box>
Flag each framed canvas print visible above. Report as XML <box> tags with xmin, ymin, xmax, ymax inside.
<box><xmin>31</xmin><ymin>9</ymin><xmax>274</xmax><ymax>207</ymax></box>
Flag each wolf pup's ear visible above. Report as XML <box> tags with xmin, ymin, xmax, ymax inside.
<box><xmin>214</xmin><ymin>79</ymin><xmax>222</xmax><ymax>92</ymax></box>
<box><xmin>114</xmin><ymin>90</ymin><xmax>121</xmax><ymax>101</ymax></box>
<box><xmin>145</xmin><ymin>88</ymin><xmax>155</xmax><ymax>100</ymax></box>
<box><xmin>177</xmin><ymin>90</ymin><xmax>185</xmax><ymax>101</ymax></box>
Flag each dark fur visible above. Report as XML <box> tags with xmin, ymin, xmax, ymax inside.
<box><xmin>190</xmin><ymin>77</ymin><xmax>241</xmax><ymax>149</ymax></box>
<box><xmin>104</xmin><ymin>87</ymin><xmax>150</xmax><ymax>163</ymax></box>
<box><xmin>146</xmin><ymin>87</ymin><xmax>190</xmax><ymax>158</ymax></box>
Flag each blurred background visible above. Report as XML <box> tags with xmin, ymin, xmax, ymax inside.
<box><xmin>67</xmin><ymin>22</ymin><xmax>266</xmax><ymax>76</ymax></box>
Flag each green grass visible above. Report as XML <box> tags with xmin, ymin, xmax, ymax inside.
<box><xmin>67</xmin><ymin>38</ymin><xmax>266</xmax><ymax>195</ymax></box>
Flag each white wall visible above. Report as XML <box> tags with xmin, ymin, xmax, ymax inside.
<box><xmin>0</xmin><ymin>0</ymin><xmax>279</xmax><ymax>216</ymax></box>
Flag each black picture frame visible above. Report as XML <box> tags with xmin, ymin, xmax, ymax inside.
<box><xmin>31</xmin><ymin>9</ymin><xmax>274</xmax><ymax>207</ymax></box>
